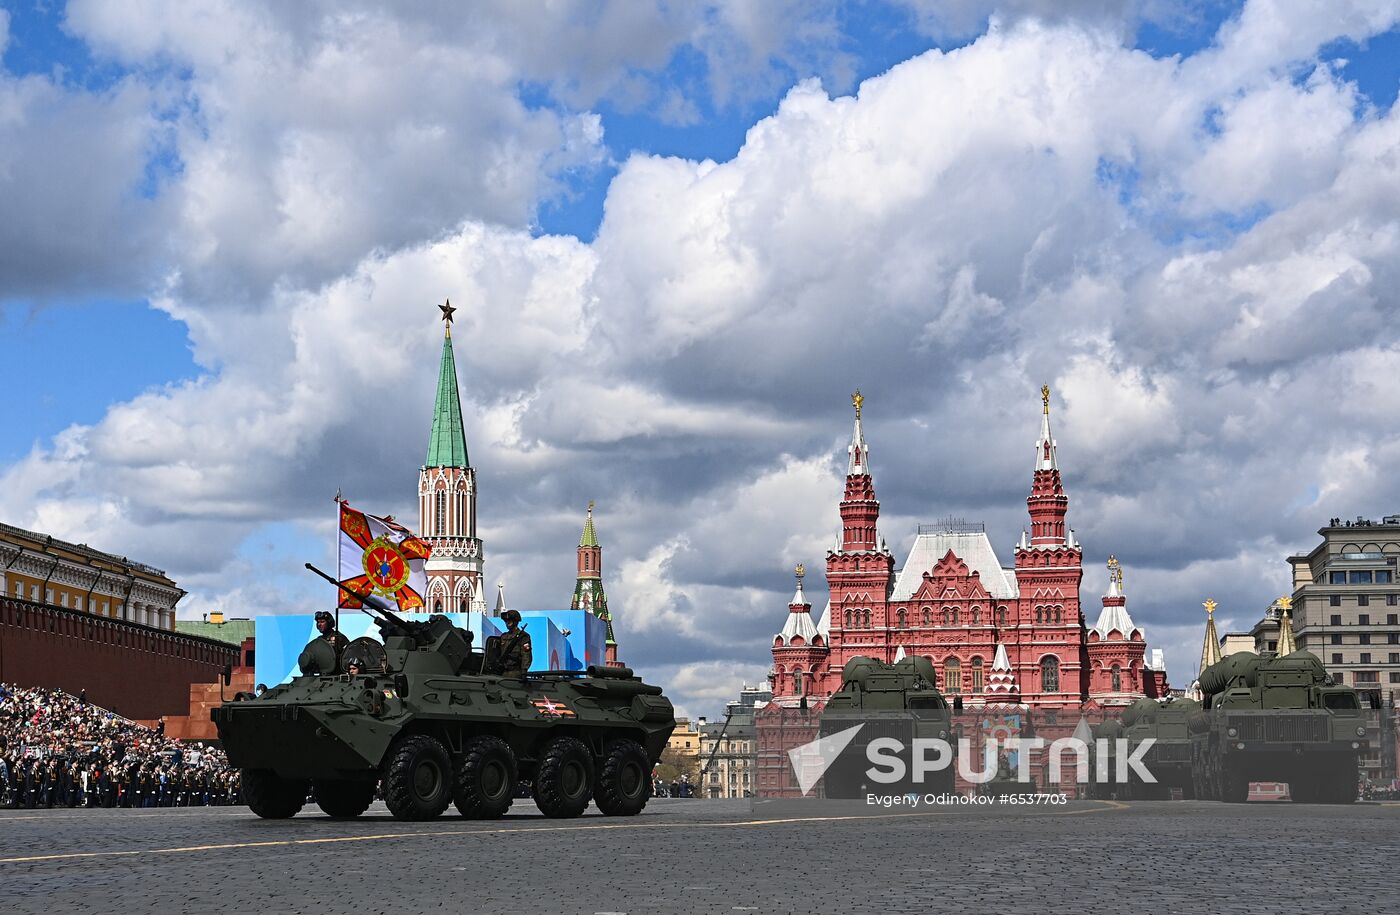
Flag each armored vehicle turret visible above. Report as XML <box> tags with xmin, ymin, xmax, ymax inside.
<box><xmin>819</xmin><ymin>655</ymin><xmax>955</xmax><ymax>797</ymax></box>
<box><xmin>1189</xmin><ymin>650</ymin><xmax>1363</xmax><ymax>803</ymax></box>
<box><xmin>212</xmin><ymin>565</ymin><xmax>675</xmax><ymax>821</ymax></box>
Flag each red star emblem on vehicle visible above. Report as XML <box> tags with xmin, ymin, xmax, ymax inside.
<box><xmin>532</xmin><ymin>698</ymin><xmax>575</xmax><ymax>717</ymax></box>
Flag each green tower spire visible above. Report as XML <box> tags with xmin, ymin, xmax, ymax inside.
<box><xmin>580</xmin><ymin>500</ymin><xmax>599</xmax><ymax>547</ymax></box>
<box><xmin>426</xmin><ymin>301</ymin><xmax>470</xmax><ymax>468</ymax></box>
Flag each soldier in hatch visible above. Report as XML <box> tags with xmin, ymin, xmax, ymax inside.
<box><xmin>314</xmin><ymin>610</ymin><xmax>348</xmax><ymax>654</ymax></box>
<box><xmin>496</xmin><ymin>609</ymin><xmax>532</xmax><ymax>677</ymax></box>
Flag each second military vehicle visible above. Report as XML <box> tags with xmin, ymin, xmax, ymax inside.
<box><xmin>1189</xmin><ymin>650</ymin><xmax>1364</xmax><ymax>803</ymax></box>
<box><xmin>1117</xmin><ymin>696</ymin><xmax>1200</xmax><ymax>799</ymax></box>
<box><xmin>212</xmin><ymin>564</ymin><xmax>676</xmax><ymax>821</ymax></box>
<box><xmin>818</xmin><ymin>655</ymin><xmax>955</xmax><ymax>797</ymax></box>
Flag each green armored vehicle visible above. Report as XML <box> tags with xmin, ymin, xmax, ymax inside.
<box><xmin>819</xmin><ymin>656</ymin><xmax>955</xmax><ymax>797</ymax></box>
<box><xmin>212</xmin><ymin>565</ymin><xmax>676</xmax><ymax>821</ymax></box>
<box><xmin>1189</xmin><ymin>651</ymin><xmax>1363</xmax><ymax>803</ymax></box>
<box><xmin>1088</xmin><ymin>718</ymin><xmax>1124</xmax><ymax>799</ymax></box>
<box><xmin>1118</xmin><ymin>697</ymin><xmax>1200</xmax><ymax>799</ymax></box>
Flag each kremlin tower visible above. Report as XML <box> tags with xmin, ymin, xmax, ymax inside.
<box><xmin>1085</xmin><ymin>556</ymin><xmax>1149</xmax><ymax>704</ymax></box>
<box><xmin>418</xmin><ymin>301</ymin><xmax>486</xmax><ymax>614</ymax></box>
<box><xmin>571</xmin><ymin>502</ymin><xmax>621</xmax><ymax>667</ymax></box>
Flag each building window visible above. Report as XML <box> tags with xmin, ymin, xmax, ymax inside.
<box><xmin>1391</xmin><ymin>672</ymin><xmax>1400</xmax><ymax>684</ymax></box>
<box><xmin>1331</xmin><ymin>614</ymin><xmax>1343</xmax><ymax>626</ymax></box>
<box><xmin>971</xmin><ymin>657</ymin><xmax>984</xmax><ymax>693</ymax></box>
<box><xmin>459</xmin><ymin>599</ymin><xmax>467</xmax><ymax>613</ymax></box>
<box><xmin>897</xmin><ymin>609</ymin><xmax>907</xmax><ymax>628</ymax></box>
<box><xmin>922</xmin><ymin>608</ymin><xmax>930</xmax><ymax>626</ymax></box>
<box><xmin>1360</xmin><ymin>653</ymin><xmax>1372</xmax><ymax>664</ymax></box>
<box><xmin>434</xmin><ymin>489</ymin><xmax>446</xmax><ymax>535</ymax></box>
<box><xmin>1040</xmin><ymin>656</ymin><xmax>1059</xmax><ymax>693</ymax></box>
<box><xmin>844</xmin><ymin>609</ymin><xmax>852</xmax><ymax>628</ymax></box>
<box><xmin>1359</xmin><ymin>595</ymin><xmax>1370</xmax><ymax>607</ymax></box>
<box><xmin>1329</xmin><ymin>595</ymin><xmax>1341</xmax><ymax>607</ymax></box>
<box><xmin>1390</xmin><ymin>653</ymin><xmax>1399</xmax><ymax>665</ymax></box>
<box><xmin>1389</xmin><ymin>634</ymin><xmax>1398</xmax><ymax>645</ymax></box>
<box><xmin>1329</xmin><ymin>571</ymin><xmax>1346</xmax><ymax>584</ymax></box>
<box><xmin>1267</xmin><ymin>640</ymin><xmax>1277</xmax><ymax>651</ymax></box>
<box><xmin>1360</xmin><ymin>634</ymin><xmax>1371</xmax><ymax>645</ymax></box>
<box><xmin>433</xmin><ymin>599</ymin><xmax>443</xmax><ymax>613</ymax></box>
<box><xmin>864</xmin><ymin>609</ymin><xmax>872</xmax><ymax>628</ymax></box>
<box><xmin>1350</xmin><ymin>571</ymin><xmax>1373</xmax><ymax>584</ymax></box>
<box><xmin>1377</xmin><ymin>571</ymin><xmax>1394</xmax><ymax>584</ymax></box>
<box><xmin>1355</xmin><ymin>671</ymin><xmax>1380</xmax><ymax>684</ymax></box>
<box><xmin>793</xmin><ymin>669</ymin><xmax>804</xmax><ymax>696</ymax></box>
<box><xmin>1359</xmin><ymin>613</ymin><xmax>1371</xmax><ymax>625</ymax></box>
<box><xmin>1111</xmin><ymin>665</ymin><xmax>1122</xmax><ymax>692</ymax></box>
<box><xmin>952</xmin><ymin>608</ymin><xmax>959</xmax><ymax>625</ymax></box>
<box><xmin>1389</xmin><ymin>597</ymin><xmax>1398</xmax><ymax>608</ymax></box>
<box><xmin>943</xmin><ymin>658</ymin><xmax>962</xmax><ymax>694</ymax></box>
<box><xmin>1331</xmin><ymin>634</ymin><xmax>1342</xmax><ymax>645</ymax></box>
<box><xmin>1333</xmin><ymin>653</ymin><xmax>1344</xmax><ymax>664</ymax></box>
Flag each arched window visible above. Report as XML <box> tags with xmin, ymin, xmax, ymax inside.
<box><xmin>844</xmin><ymin>608</ymin><xmax>852</xmax><ymax>628</ymax></box>
<box><xmin>951</xmin><ymin>608</ymin><xmax>959</xmax><ymax>625</ymax></box>
<box><xmin>434</xmin><ymin>599</ymin><xmax>443</xmax><ymax>614</ymax></box>
<box><xmin>1054</xmin><ymin>606</ymin><xmax>1063</xmax><ymax>624</ymax></box>
<box><xmin>1111</xmin><ymin>665</ymin><xmax>1122</xmax><ymax>692</ymax></box>
<box><xmin>971</xmin><ymin>657</ymin><xmax>984</xmax><ymax>693</ymax></box>
<box><xmin>922</xmin><ymin>608</ymin><xmax>930</xmax><ymax>626</ymax></box>
<box><xmin>941</xmin><ymin>609</ymin><xmax>949</xmax><ymax>626</ymax></box>
<box><xmin>1035</xmin><ymin>607</ymin><xmax>1043</xmax><ymax>624</ymax></box>
<box><xmin>943</xmin><ymin>657</ymin><xmax>962</xmax><ymax>694</ymax></box>
<box><xmin>972</xmin><ymin>607</ymin><xmax>980</xmax><ymax>625</ymax></box>
<box><xmin>897</xmin><ymin>609</ymin><xmax>907</xmax><ymax>628</ymax></box>
<box><xmin>434</xmin><ymin>489</ymin><xmax>446</xmax><ymax>535</ymax></box>
<box><xmin>459</xmin><ymin>599</ymin><xmax>468</xmax><ymax>613</ymax></box>
<box><xmin>864</xmin><ymin>609</ymin><xmax>872</xmax><ymax>628</ymax></box>
<box><xmin>793</xmin><ymin>669</ymin><xmax>804</xmax><ymax>696</ymax></box>
<box><xmin>1041</xmin><ymin>656</ymin><xmax>1060</xmax><ymax>693</ymax></box>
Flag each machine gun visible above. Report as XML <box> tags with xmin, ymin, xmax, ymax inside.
<box><xmin>304</xmin><ymin>562</ymin><xmax>438</xmax><ymax>646</ymax></box>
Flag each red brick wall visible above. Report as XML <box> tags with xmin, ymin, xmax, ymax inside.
<box><xmin>0</xmin><ymin>596</ymin><xmax>239</xmax><ymax>720</ymax></box>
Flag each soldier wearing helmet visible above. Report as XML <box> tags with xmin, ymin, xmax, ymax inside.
<box><xmin>314</xmin><ymin>610</ymin><xmax>348</xmax><ymax>654</ymax></box>
<box><xmin>496</xmin><ymin>609</ymin><xmax>532</xmax><ymax>677</ymax></box>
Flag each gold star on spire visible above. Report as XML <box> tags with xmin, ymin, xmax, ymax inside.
<box><xmin>438</xmin><ymin>299</ymin><xmax>456</xmax><ymax>335</ymax></box>
<box><xmin>852</xmin><ymin>390</ymin><xmax>864</xmax><ymax>420</ymax></box>
<box><xmin>1041</xmin><ymin>384</ymin><xmax>1051</xmax><ymax>414</ymax></box>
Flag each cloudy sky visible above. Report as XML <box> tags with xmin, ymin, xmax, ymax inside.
<box><xmin>4</xmin><ymin>0</ymin><xmax>1400</xmax><ymax>718</ymax></box>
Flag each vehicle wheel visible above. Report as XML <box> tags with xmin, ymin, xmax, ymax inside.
<box><xmin>594</xmin><ymin>738</ymin><xmax>652</xmax><ymax>817</ymax></box>
<box><xmin>532</xmin><ymin>736</ymin><xmax>594</xmax><ymax>819</ymax></box>
<box><xmin>314</xmin><ymin>778</ymin><xmax>376</xmax><ymax>818</ymax></box>
<box><xmin>1220</xmin><ymin>763</ymin><xmax>1249</xmax><ymax>803</ymax></box>
<box><xmin>242</xmin><ymin>768</ymin><xmax>307</xmax><ymax>819</ymax></box>
<box><xmin>384</xmin><ymin>734</ymin><xmax>453</xmax><ymax>821</ymax></box>
<box><xmin>454</xmin><ymin>736</ymin><xmax>517</xmax><ymax>819</ymax></box>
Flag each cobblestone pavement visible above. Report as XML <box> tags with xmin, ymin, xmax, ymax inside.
<box><xmin>1</xmin><ymin>798</ymin><xmax>1396</xmax><ymax>914</ymax></box>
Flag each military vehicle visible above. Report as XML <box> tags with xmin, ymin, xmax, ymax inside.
<box><xmin>818</xmin><ymin>656</ymin><xmax>955</xmax><ymax>797</ymax></box>
<box><xmin>212</xmin><ymin>564</ymin><xmax>676</xmax><ymax>821</ymax></box>
<box><xmin>1189</xmin><ymin>650</ymin><xmax>1364</xmax><ymax>803</ymax></box>
<box><xmin>1088</xmin><ymin>718</ymin><xmax>1124</xmax><ymax>799</ymax></box>
<box><xmin>1117</xmin><ymin>696</ymin><xmax>1200</xmax><ymax>799</ymax></box>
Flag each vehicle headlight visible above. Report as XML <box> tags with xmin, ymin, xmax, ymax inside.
<box><xmin>1236</xmin><ymin>742</ymin><xmax>1246</xmax><ymax>750</ymax></box>
<box><xmin>1355</xmin><ymin>726</ymin><xmax>1367</xmax><ymax>737</ymax></box>
<box><xmin>1226</xmin><ymin>727</ymin><xmax>1238</xmax><ymax>738</ymax></box>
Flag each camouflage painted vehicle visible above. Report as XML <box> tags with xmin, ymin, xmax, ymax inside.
<box><xmin>819</xmin><ymin>656</ymin><xmax>955</xmax><ymax>797</ymax></box>
<box><xmin>1088</xmin><ymin>718</ymin><xmax>1123</xmax><ymax>800</ymax></box>
<box><xmin>1117</xmin><ymin>697</ymin><xmax>1200</xmax><ymax>799</ymax></box>
<box><xmin>212</xmin><ymin>565</ymin><xmax>676</xmax><ymax>821</ymax></box>
<box><xmin>1189</xmin><ymin>651</ymin><xmax>1363</xmax><ymax>804</ymax></box>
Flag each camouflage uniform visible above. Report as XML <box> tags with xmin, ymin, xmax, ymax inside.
<box><xmin>496</xmin><ymin>610</ymin><xmax>532</xmax><ymax>677</ymax></box>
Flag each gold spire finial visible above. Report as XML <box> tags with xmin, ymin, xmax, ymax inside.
<box><xmin>1277</xmin><ymin>596</ymin><xmax>1292</xmax><ymax>611</ymax></box>
<box><xmin>852</xmin><ymin>390</ymin><xmax>863</xmax><ymax>420</ymax></box>
<box><xmin>587</xmin><ymin>499</ymin><xmax>594</xmax><ymax>513</ymax></box>
<box><xmin>1204</xmin><ymin>598</ymin><xmax>1217</xmax><ymax>616</ymax></box>
<box><xmin>1107</xmin><ymin>554</ymin><xmax>1122</xmax><ymax>586</ymax></box>
<box><xmin>438</xmin><ymin>299</ymin><xmax>456</xmax><ymax>336</ymax></box>
<box><xmin>1041</xmin><ymin>384</ymin><xmax>1051</xmax><ymax>414</ymax></box>
<box><xmin>795</xmin><ymin>563</ymin><xmax>806</xmax><ymax>581</ymax></box>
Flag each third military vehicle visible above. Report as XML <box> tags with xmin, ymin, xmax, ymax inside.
<box><xmin>212</xmin><ymin>564</ymin><xmax>676</xmax><ymax>821</ymax></box>
<box><xmin>819</xmin><ymin>655</ymin><xmax>955</xmax><ymax>797</ymax></box>
<box><xmin>1189</xmin><ymin>650</ymin><xmax>1364</xmax><ymax>803</ymax></box>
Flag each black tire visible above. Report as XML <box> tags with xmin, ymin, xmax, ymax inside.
<box><xmin>532</xmin><ymin>736</ymin><xmax>594</xmax><ymax>819</ymax></box>
<box><xmin>314</xmin><ymin>778</ymin><xmax>376</xmax><ymax>818</ymax></box>
<box><xmin>1220</xmin><ymin>763</ymin><xmax>1249</xmax><ymax>803</ymax></box>
<box><xmin>454</xmin><ymin>736</ymin><xmax>517</xmax><ymax>819</ymax></box>
<box><xmin>242</xmin><ymin>768</ymin><xmax>307</xmax><ymax>819</ymax></box>
<box><xmin>384</xmin><ymin>734</ymin><xmax>453</xmax><ymax>821</ymax></box>
<box><xmin>594</xmin><ymin>739</ymin><xmax>652</xmax><ymax>817</ymax></box>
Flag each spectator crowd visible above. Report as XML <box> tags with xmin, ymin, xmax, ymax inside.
<box><xmin>0</xmin><ymin>683</ymin><xmax>241</xmax><ymax>809</ymax></box>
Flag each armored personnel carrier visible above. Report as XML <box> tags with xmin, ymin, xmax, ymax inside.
<box><xmin>819</xmin><ymin>656</ymin><xmax>955</xmax><ymax>797</ymax></box>
<box><xmin>1189</xmin><ymin>650</ymin><xmax>1363</xmax><ymax>803</ymax></box>
<box><xmin>212</xmin><ymin>565</ymin><xmax>676</xmax><ymax>821</ymax></box>
<box><xmin>1117</xmin><ymin>696</ymin><xmax>1200</xmax><ymax>799</ymax></box>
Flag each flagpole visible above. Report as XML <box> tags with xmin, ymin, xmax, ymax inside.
<box><xmin>333</xmin><ymin>489</ymin><xmax>343</xmax><ymax>638</ymax></box>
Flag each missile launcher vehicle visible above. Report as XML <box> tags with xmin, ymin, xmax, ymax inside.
<box><xmin>1117</xmin><ymin>696</ymin><xmax>1200</xmax><ymax>799</ymax></box>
